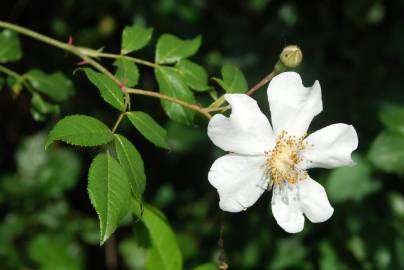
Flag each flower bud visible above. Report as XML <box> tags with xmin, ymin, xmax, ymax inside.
<box><xmin>279</xmin><ymin>45</ymin><xmax>303</xmax><ymax>69</ymax></box>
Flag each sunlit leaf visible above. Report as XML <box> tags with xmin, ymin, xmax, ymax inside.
<box><xmin>16</xmin><ymin>134</ymin><xmax>82</xmax><ymax>198</ymax></box>
<box><xmin>133</xmin><ymin>201</ymin><xmax>183</xmax><ymax>270</ymax></box>
<box><xmin>212</xmin><ymin>64</ymin><xmax>248</xmax><ymax>93</ymax></box>
<box><xmin>155</xmin><ymin>34</ymin><xmax>201</xmax><ymax>64</ymax></box>
<box><xmin>30</xmin><ymin>93</ymin><xmax>60</xmax><ymax>121</ymax></box>
<box><xmin>113</xmin><ymin>58</ymin><xmax>139</xmax><ymax>87</ymax></box>
<box><xmin>114</xmin><ymin>134</ymin><xmax>146</xmax><ymax>195</ymax></box>
<box><xmin>366</xmin><ymin>2</ymin><xmax>385</xmax><ymax>24</ymax></box>
<box><xmin>127</xmin><ymin>111</ymin><xmax>169</xmax><ymax>149</ymax></box>
<box><xmin>175</xmin><ymin>59</ymin><xmax>209</xmax><ymax>91</ymax></box>
<box><xmin>119</xmin><ymin>238</ymin><xmax>148</xmax><ymax>269</ymax></box>
<box><xmin>26</xmin><ymin>69</ymin><xmax>75</xmax><ymax>102</ymax></box>
<box><xmin>40</xmin><ymin>149</ymin><xmax>81</xmax><ymax>197</ymax></box>
<box><xmin>155</xmin><ymin>66</ymin><xmax>195</xmax><ymax>124</ymax></box>
<box><xmin>46</xmin><ymin>115</ymin><xmax>114</xmax><ymax>149</ymax></box>
<box><xmin>16</xmin><ymin>132</ymin><xmax>48</xmax><ymax>181</ymax></box>
<box><xmin>368</xmin><ymin>131</ymin><xmax>404</xmax><ymax>174</ymax></box>
<box><xmin>121</xmin><ymin>24</ymin><xmax>153</xmax><ymax>54</ymax></box>
<box><xmin>82</xmin><ymin>68</ymin><xmax>125</xmax><ymax>111</ymax></box>
<box><xmin>0</xmin><ymin>30</ymin><xmax>22</xmax><ymax>63</ymax></box>
<box><xmin>88</xmin><ymin>152</ymin><xmax>131</xmax><ymax>244</ymax></box>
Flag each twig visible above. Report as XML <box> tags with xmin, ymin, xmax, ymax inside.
<box><xmin>105</xmin><ymin>236</ymin><xmax>118</xmax><ymax>270</ymax></box>
<box><xmin>245</xmin><ymin>70</ymin><xmax>277</xmax><ymax>96</ymax></box>
<box><xmin>126</xmin><ymin>88</ymin><xmax>212</xmax><ymax>119</ymax></box>
<box><xmin>218</xmin><ymin>219</ymin><xmax>228</xmax><ymax>270</ymax></box>
<box><xmin>111</xmin><ymin>113</ymin><xmax>126</xmax><ymax>133</ymax></box>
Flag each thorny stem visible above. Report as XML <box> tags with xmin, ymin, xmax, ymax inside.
<box><xmin>0</xmin><ymin>20</ymin><xmax>212</xmax><ymax>121</ymax></box>
<box><xmin>0</xmin><ymin>21</ymin><xmax>156</xmax><ymax>69</ymax></box>
<box><xmin>126</xmin><ymin>88</ymin><xmax>212</xmax><ymax>119</ymax></box>
<box><xmin>79</xmin><ymin>48</ymin><xmax>158</xmax><ymax>68</ymax></box>
<box><xmin>0</xmin><ymin>20</ymin><xmax>282</xmax><ymax>123</ymax></box>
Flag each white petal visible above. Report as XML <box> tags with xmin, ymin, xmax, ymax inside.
<box><xmin>300</xmin><ymin>123</ymin><xmax>358</xmax><ymax>169</ymax></box>
<box><xmin>208</xmin><ymin>94</ymin><xmax>275</xmax><ymax>155</ymax></box>
<box><xmin>267</xmin><ymin>72</ymin><xmax>322</xmax><ymax>136</ymax></box>
<box><xmin>299</xmin><ymin>177</ymin><xmax>334</xmax><ymax>223</ymax></box>
<box><xmin>208</xmin><ymin>154</ymin><xmax>267</xmax><ymax>212</ymax></box>
<box><xmin>271</xmin><ymin>183</ymin><xmax>304</xmax><ymax>233</ymax></box>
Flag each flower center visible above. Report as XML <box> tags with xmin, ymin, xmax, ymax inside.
<box><xmin>265</xmin><ymin>130</ymin><xmax>308</xmax><ymax>187</ymax></box>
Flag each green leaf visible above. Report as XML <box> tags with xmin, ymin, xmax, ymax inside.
<box><xmin>121</xmin><ymin>24</ymin><xmax>153</xmax><ymax>54</ymax></box>
<box><xmin>326</xmin><ymin>155</ymin><xmax>381</xmax><ymax>202</ymax></box>
<box><xmin>146</xmin><ymin>248</ymin><xmax>166</xmax><ymax>270</ymax></box>
<box><xmin>46</xmin><ymin>115</ymin><xmax>114</xmax><ymax>149</ymax></box>
<box><xmin>88</xmin><ymin>153</ymin><xmax>131</xmax><ymax>244</ymax></box>
<box><xmin>29</xmin><ymin>234</ymin><xmax>83</xmax><ymax>270</ymax></box>
<box><xmin>17</xmin><ymin>132</ymin><xmax>49</xmax><ymax>180</ymax></box>
<box><xmin>212</xmin><ymin>64</ymin><xmax>248</xmax><ymax>93</ymax></box>
<box><xmin>193</xmin><ymin>263</ymin><xmax>217</xmax><ymax>270</ymax></box>
<box><xmin>175</xmin><ymin>59</ymin><xmax>209</xmax><ymax>91</ymax></box>
<box><xmin>119</xmin><ymin>238</ymin><xmax>148</xmax><ymax>269</ymax></box>
<box><xmin>42</xmin><ymin>149</ymin><xmax>81</xmax><ymax>197</ymax></box>
<box><xmin>0</xmin><ymin>30</ymin><xmax>22</xmax><ymax>63</ymax></box>
<box><xmin>380</xmin><ymin>106</ymin><xmax>404</xmax><ymax>135</ymax></box>
<box><xmin>166</xmin><ymin>121</ymin><xmax>205</xmax><ymax>154</ymax></box>
<box><xmin>270</xmin><ymin>238</ymin><xmax>307</xmax><ymax>270</ymax></box>
<box><xmin>127</xmin><ymin>111</ymin><xmax>169</xmax><ymax>149</ymax></box>
<box><xmin>15</xmin><ymin>132</ymin><xmax>81</xmax><ymax>198</ymax></box>
<box><xmin>31</xmin><ymin>93</ymin><xmax>60</xmax><ymax>120</ymax></box>
<box><xmin>155</xmin><ymin>67</ymin><xmax>196</xmax><ymax>125</ymax></box>
<box><xmin>155</xmin><ymin>34</ymin><xmax>201</xmax><ymax>64</ymax></box>
<box><xmin>319</xmin><ymin>241</ymin><xmax>348</xmax><ymax>270</ymax></box>
<box><xmin>113</xmin><ymin>58</ymin><xmax>139</xmax><ymax>87</ymax></box>
<box><xmin>368</xmin><ymin>131</ymin><xmax>404</xmax><ymax>174</ymax></box>
<box><xmin>82</xmin><ymin>68</ymin><xmax>125</xmax><ymax>111</ymax></box>
<box><xmin>26</xmin><ymin>69</ymin><xmax>75</xmax><ymax>102</ymax></box>
<box><xmin>114</xmin><ymin>134</ymin><xmax>146</xmax><ymax>195</ymax></box>
<box><xmin>133</xmin><ymin>201</ymin><xmax>183</xmax><ymax>270</ymax></box>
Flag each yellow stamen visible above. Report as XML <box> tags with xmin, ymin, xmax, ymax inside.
<box><xmin>265</xmin><ymin>130</ymin><xmax>308</xmax><ymax>187</ymax></box>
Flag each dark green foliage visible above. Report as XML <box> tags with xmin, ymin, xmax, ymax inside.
<box><xmin>0</xmin><ymin>0</ymin><xmax>403</xmax><ymax>269</ymax></box>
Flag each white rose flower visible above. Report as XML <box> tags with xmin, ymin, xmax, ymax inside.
<box><xmin>207</xmin><ymin>72</ymin><xmax>358</xmax><ymax>233</ymax></box>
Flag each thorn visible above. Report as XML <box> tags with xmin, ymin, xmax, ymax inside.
<box><xmin>68</xmin><ymin>35</ymin><xmax>74</xmax><ymax>45</ymax></box>
<box><xmin>77</xmin><ymin>60</ymin><xmax>88</xmax><ymax>66</ymax></box>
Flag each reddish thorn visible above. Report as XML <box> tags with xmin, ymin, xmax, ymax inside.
<box><xmin>77</xmin><ymin>60</ymin><xmax>88</xmax><ymax>66</ymax></box>
<box><xmin>68</xmin><ymin>36</ymin><xmax>74</xmax><ymax>45</ymax></box>
<box><xmin>119</xmin><ymin>82</ymin><xmax>125</xmax><ymax>90</ymax></box>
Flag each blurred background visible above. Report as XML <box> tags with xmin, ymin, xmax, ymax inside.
<box><xmin>1</xmin><ymin>0</ymin><xmax>404</xmax><ymax>269</ymax></box>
